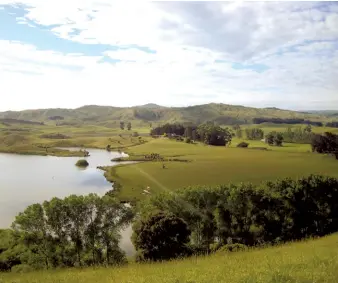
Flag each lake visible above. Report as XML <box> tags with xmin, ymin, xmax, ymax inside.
<box><xmin>0</xmin><ymin>148</ymin><xmax>135</xmax><ymax>255</ymax></box>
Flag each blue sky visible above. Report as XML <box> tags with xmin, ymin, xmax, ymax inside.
<box><xmin>0</xmin><ymin>1</ymin><xmax>337</xmax><ymax>111</ymax></box>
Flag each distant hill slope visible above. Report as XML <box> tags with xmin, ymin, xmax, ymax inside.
<box><xmin>0</xmin><ymin>103</ymin><xmax>329</xmax><ymax>127</ymax></box>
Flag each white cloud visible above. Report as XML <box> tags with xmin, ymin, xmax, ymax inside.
<box><xmin>0</xmin><ymin>1</ymin><xmax>338</xmax><ymax>111</ymax></box>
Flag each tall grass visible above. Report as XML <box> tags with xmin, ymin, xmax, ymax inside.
<box><xmin>2</xmin><ymin>234</ymin><xmax>338</xmax><ymax>283</ymax></box>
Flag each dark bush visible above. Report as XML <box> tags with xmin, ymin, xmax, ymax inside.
<box><xmin>237</xmin><ymin>142</ymin><xmax>249</xmax><ymax>148</ymax></box>
<box><xmin>218</xmin><ymin>244</ymin><xmax>248</xmax><ymax>253</ymax></box>
<box><xmin>133</xmin><ymin>213</ymin><xmax>191</xmax><ymax>261</ymax></box>
<box><xmin>75</xmin><ymin>159</ymin><xmax>89</xmax><ymax>167</ymax></box>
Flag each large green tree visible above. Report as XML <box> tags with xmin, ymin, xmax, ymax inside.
<box><xmin>133</xmin><ymin>213</ymin><xmax>191</xmax><ymax>261</ymax></box>
<box><xmin>197</xmin><ymin>124</ymin><xmax>232</xmax><ymax>146</ymax></box>
<box><xmin>10</xmin><ymin>194</ymin><xmax>133</xmax><ymax>270</ymax></box>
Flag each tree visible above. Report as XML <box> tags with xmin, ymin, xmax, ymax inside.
<box><xmin>127</xmin><ymin>122</ymin><xmax>132</xmax><ymax>131</ymax></box>
<box><xmin>311</xmin><ymin>132</ymin><xmax>338</xmax><ymax>158</ymax></box>
<box><xmin>265</xmin><ymin>131</ymin><xmax>283</xmax><ymax>146</ymax></box>
<box><xmin>304</xmin><ymin>124</ymin><xmax>312</xmax><ymax>133</ymax></box>
<box><xmin>197</xmin><ymin>124</ymin><xmax>232</xmax><ymax>146</ymax></box>
<box><xmin>11</xmin><ymin>204</ymin><xmax>52</xmax><ymax>269</ymax></box>
<box><xmin>133</xmin><ymin>213</ymin><xmax>191</xmax><ymax>261</ymax></box>
<box><xmin>120</xmin><ymin>121</ymin><xmax>125</xmax><ymax>130</ymax></box>
<box><xmin>191</xmin><ymin>129</ymin><xmax>197</xmax><ymax>141</ymax></box>
<box><xmin>245</xmin><ymin>128</ymin><xmax>264</xmax><ymax>140</ymax></box>
<box><xmin>184</xmin><ymin>126</ymin><xmax>193</xmax><ymax>139</ymax></box>
<box><xmin>0</xmin><ymin>229</ymin><xmax>25</xmax><ymax>271</ymax></box>
<box><xmin>274</xmin><ymin>133</ymin><xmax>284</xmax><ymax>146</ymax></box>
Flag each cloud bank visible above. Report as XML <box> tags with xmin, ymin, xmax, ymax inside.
<box><xmin>0</xmin><ymin>1</ymin><xmax>337</xmax><ymax>111</ymax></box>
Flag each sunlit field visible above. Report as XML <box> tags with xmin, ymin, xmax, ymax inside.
<box><xmin>2</xmin><ymin>233</ymin><xmax>338</xmax><ymax>283</ymax></box>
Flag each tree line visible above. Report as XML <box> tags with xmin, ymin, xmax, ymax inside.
<box><xmin>151</xmin><ymin>123</ymin><xmax>233</xmax><ymax>146</ymax></box>
<box><xmin>133</xmin><ymin>175</ymin><xmax>338</xmax><ymax>261</ymax></box>
<box><xmin>326</xmin><ymin>122</ymin><xmax>338</xmax><ymax>128</ymax></box>
<box><xmin>1</xmin><ymin>194</ymin><xmax>133</xmax><ymax>271</ymax></box>
<box><xmin>252</xmin><ymin>117</ymin><xmax>323</xmax><ymax>126</ymax></box>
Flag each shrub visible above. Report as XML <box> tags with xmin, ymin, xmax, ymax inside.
<box><xmin>185</xmin><ymin>137</ymin><xmax>192</xmax><ymax>143</ymax></box>
<box><xmin>218</xmin><ymin>244</ymin><xmax>248</xmax><ymax>253</ymax></box>
<box><xmin>237</xmin><ymin>141</ymin><xmax>249</xmax><ymax>148</ymax></box>
<box><xmin>75</xmin><ymin>159</ymin><xmax>89</xmax><ymax>167</ymax></box>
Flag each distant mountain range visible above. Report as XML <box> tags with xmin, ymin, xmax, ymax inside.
<box><xmin>0</xmin><ymin>103</ymin><xmax>336</xmax><ymax>127</ymax></box>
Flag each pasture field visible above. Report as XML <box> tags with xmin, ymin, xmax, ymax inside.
<box><xmin>104</xmin><ymin>138</ymin><xmax>338</xmax><ymax>202</ymax></box>
<box><xmin>2</xmin><ymin>233</ymin><xmax>338</xmax><ymax>283</ymax></box>
<box><xmin>0</xmin><ymin>123</ymin><xmax>150</xmax><ymax>156</ymax></box>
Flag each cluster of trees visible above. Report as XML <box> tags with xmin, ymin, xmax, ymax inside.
<box><xmin>150</xmin><ymin>124</ymin><xmax>186</xmax><ymax>136</ymax></box>
<box><xmin>120</xmin><ymin>122</ymin><xmax>132</xmax><ymax>131</ymax></box>
<box><xmin>48</xmin><ymin>116</ymin><xmax>64</xmax><ymax>121</ymax></box>
<box><xmin>245</xmin><ymin>128</ymin><xmax>264</xmax><ymax>140</ymax></box>
<box><xmin>281</xmin><ymin>126</ymin><xmax>313</xmax><ymax>144</ymax></box>
<box><xmin>326</xmin><ymin>122</ymin><xmax>338</xmax><ymax>128</ymax></box>
<box><xmin>1</xmin><ymin>194</ymin><xmax>133</xmax><ymax>271</ymax></box>
<box><xmin>134</xmin><ymin>175</ymin><xmax>338</xmax><ymax>261</ymax></box>
<box><xmin>196</xmin><ymin>124</ymin><xmax>232</xmax><ymax>146</ymax></box>
<box><xmin>151</xmin><ymin>123</ymin><xmax>233</xmax><ymax>146</ymax></box>
<box><xmin>311</xmin><ymin>132</ymin><xmax>338</xmax><ymax>159</ymax></box>
<box><xmin>252</xmin><ymin>118</ymin><xmax>323</xmax><ymax>126</ymax></box>
<box><xmin>265</xmin><ymin>131</ymin><xmax>284</xmax><ymax>146</ymax></box>
<box><xmin>133</xmin><ymin>109</ymin><xmax>162</xmax><ymax>121</ymax></box>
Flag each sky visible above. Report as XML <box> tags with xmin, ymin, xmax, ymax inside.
<box><xmin>0</xmin><ymin>1</ymin><xmax>338</xmax><ymax>111</ymax></box>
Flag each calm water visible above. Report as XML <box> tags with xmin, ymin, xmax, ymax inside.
<box><xmin>0</xmin><ymin>149</ymin><xmax>135</xmax><ymax>255</ymax></box>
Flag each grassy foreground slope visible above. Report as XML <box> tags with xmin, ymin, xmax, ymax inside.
<box><xmin>2</xmin><ymin>234</ymin><xmax>338</xmax><ymax>283</ymax></box>
<box><xmin>104</xmin><ymin>138</ymin><xmax>338</xmax><ymax>202</ymax></box>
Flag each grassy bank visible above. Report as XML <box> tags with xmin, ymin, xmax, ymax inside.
<box><xmin>0</xmin><ymin>124</ymin><xmax>149</xmax><ymax>156</ymax></box>
<box><xmin>2</xmin><ymin>233</ymin><xmax>338</xmax><ymax>283</ymax></box>
<box><xmin>103</xmin><ymin>138</ymin><xmax>338</xmax><ymax>202</ymax></box>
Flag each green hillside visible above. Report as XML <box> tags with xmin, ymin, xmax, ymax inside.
<box><xmin>0</xmin><ymin>103</ymin><xmax>330</xmax><ymax>127</ymax></box>
<box><xmin>2</xmin><ymin>233</ymin><xmax>338</xmax><ymax>283</ymax></box>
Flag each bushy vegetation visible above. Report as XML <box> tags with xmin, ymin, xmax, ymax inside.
<box><xmin>151</xmin><ymin>123</ymin><xmax>232</xmax><ymax>146</ymax></box>
<box><xmin>281</xmin><ymin>126</ymin><xmax>313</xmax><ymax>144</ymax></box>
<box><xmin>236</xmin><ymin>141</ymin><xmax>249</xmax><ymax>148</ymax></box>
<box><xmin>245</xmin><ymin>128</ymin><xmax>264</xmax><ymax>140</ymax></box>
<box><xmin>253</xmin><ymin>117</ymin><xmax>323</xmax><ymax>126</ymax></box>
<box><xmin>151</xmin><ymin>124</ymin><xmax>186</xmax><ymax>136</ymax></box>
<box><xmin>265</xmin><ymin>131</ymin><xmax>284</xmax><ymax>146</ymax></box>
<box><xmin>134</xmin><ymin>175</ymin><xmax>338</xmax><ymax>258</ymax></box>
<box><xmin>132</xmin><ymin>213</ymin><xmax>191</xmax><ymax>261</ymax></box>
<box><xmin>326</xmin><ymin>121</ymin><xmax>338</xmax><ymax>128</ymax></box>
<box><xmin>75</xmin><ymin>159</ymin><xmax>89</xmax><ymax>167</ymax></box>
<box><xmin>1</xmin><ymin>194</ymin><xmax>133</xmax><ymax>271</ymax></box>
<box><xmin>311</xmin><ymin>132</ymin><xmax>338</xmax><ymax>159</ymax></box>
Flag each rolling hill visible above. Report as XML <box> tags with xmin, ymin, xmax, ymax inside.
<box><xmin>0</xmin><ymin>103</ymin><xmax>332</xmax><ymax>127</ymax></box>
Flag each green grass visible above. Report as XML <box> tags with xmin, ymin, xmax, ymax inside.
<box><xmin>104</xmin><ymin>138</ymin><xmax>338</xmax><ymax>202</ymax></box>
<box><xmin>2</xmin><ymin>233</ymin><xmax>338</xmax><ymax>283</ymax></box>
<box><xmin>0</xmin><ymin>124</ymin><xmax>150</xmax><ymax>156</ymax></box>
